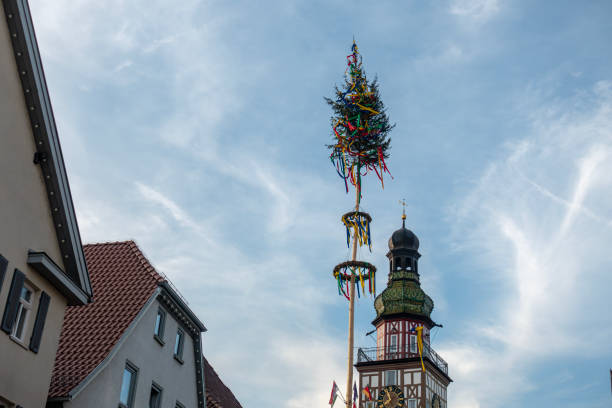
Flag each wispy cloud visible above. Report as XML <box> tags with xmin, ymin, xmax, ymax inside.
<box><xmin>449</xmin><ymin>0</ymin><xmax>500</xmax><ymax>23</ymax></box>
<box><xmin>27</xmin><ymin>0</ymin><xmax>612</xmax><ymax>406</ymax></box>
<box><xmin>444</xmin><ymin>81</ymin><xmax>612</xmax><ymax>407</ymax></box>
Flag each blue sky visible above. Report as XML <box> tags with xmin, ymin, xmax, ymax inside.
<box><xmin>28</xmin><ymin>0</ymin><xmax>612</xmax><ymax>406</ymax></box>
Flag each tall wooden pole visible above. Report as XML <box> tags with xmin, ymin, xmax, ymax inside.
<box><xmin>346</xmin><ymin>186</ymin><xmax>360</xmax><ymax>408</ymax></box>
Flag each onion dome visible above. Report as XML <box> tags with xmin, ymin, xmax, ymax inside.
<box><xmin>388</xmin><ymin>223</ymin><xmax>420</xmax><ymax>251</ymax></box>
<box><xmin>373</xmin><ymin>279</ymin><xmax>434</xmax><ymax>322</ymax></box>
<box><xmin>373</xmin><ymin>215</ymin><xmax>435</xmax><ymax>326</ymax></box>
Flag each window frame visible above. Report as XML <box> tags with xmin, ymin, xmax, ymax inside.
<box><xmin>174</xmin><ymin>328</ymin><xmax>185</xmax><ymax>363</ymax></box>
<box><xmin>153</xmin><ymin>307</ymin><xmax>166</xmax><ymax>345</ymax></box>
<box><xmin>10</xmin><ymin>282</ymin><xmax>34</xmax><ymax>343</ymax></box>
<box><xmin>410</xmin><ymin>334</ymin><xmax>417</xmax><ymax>354</ymax></box>
<box><xmin>149</xmin><ymin>382</ymin><xmax>163</xmax><ymax>408</ymax></box>
<box><xmin>389</xmin><ymin>334</ymin><xmax>398</xmax><ymax>354</ymax></box>
<box><xmin>408</xmin><ymin>399</ymin><xmax>417</xmax><ymax>408</ymax></box>
<box><xmin>384</xmin><ymin>370</ymin><xmax>397</xmax><ymax>386</ymax></box>
<box><xmin>118</xmin><ymin>360</ymin><xmax>138</xmax><ymax>408</ymax></box>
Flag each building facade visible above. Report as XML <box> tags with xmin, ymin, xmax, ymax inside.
<box><xmin>47</xmin><ymin>241</ymin><xmax>206</xmax><ymax>408</ymax></box>
<box><xmin>0</xmin><ymin>1</ymin><xmax>93</xmax><ymax>406</ymax></box>
<box><xmin>356</xmin><ymin>216</ymin><xmax>451</xmax><ymax>408</ymax></box>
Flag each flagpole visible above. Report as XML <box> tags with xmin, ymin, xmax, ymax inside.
<box><xmin>346</xmin><ymin>186</ymin><xmax>360</xmax><ymax>408</ymax></box>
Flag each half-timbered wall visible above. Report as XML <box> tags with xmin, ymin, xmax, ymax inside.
<box><xmin>425</xmin><ymin>371</ymin><xmax>447</xmax><ymax>408</ymax></box>
<box><xmin>359</xmin><ymin>366</ymin><xmax>425</xmax><ymax>408</ymax></box>
<box><xmin>376</xmin><ymin>319</ymin><xmax>431</xmax><ymax>355</ymax></box>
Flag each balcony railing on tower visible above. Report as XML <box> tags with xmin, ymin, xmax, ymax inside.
<box><xmin>356</xmin><ymin>344</ymin><xmax>448</xmax><ymax>375</ymax></box>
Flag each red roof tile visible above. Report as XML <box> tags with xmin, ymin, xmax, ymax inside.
<box><xmin>203</xmin><ymin>357</ymin><xmax>243</xmax><ymax>408</ymax></box>
<box><xmin>48</xmin><ymin>241</ymin><xmax>164</xmax><ymax>398</ymax></box>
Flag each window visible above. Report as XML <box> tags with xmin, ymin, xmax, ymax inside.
<box><xmin>119</xmin><ymin>362</ymin><xmax>138</xmax><ymax>408</ymax></box>
<box><xmin>149</xmin><ymin>383</ymin><xmax>163</xmax><ymax>408</ymax></box>
<box><xmin>390</xmin><ymin>334</ymin><xmax>398</xmax><ymax>353</ymax></box>
<box><xmin>11</xmin><ymin>283</ymin><xmax>33</xmax><ymax>342</ymax></box>
<box><xmin>410</xmin><ymin>335</ymin><xmax>417</xmax><ymax>353</ymax></box>
<box><xmin>384</xmin><ymin>370</ymin><xmax>396</xmax><ymax>386</ymax></box>
<box><xmin>174</xmin><ymin>329</ymin><xmax>184</xmax><ymax>362</ymax></box>
<box><xmin>365</xmin><ymin>402</ymin><xmax>375</xmax><ymax>408</ymax></box>
<box><xmin>408</xmin><ymin>399</ymin><xmax>417</xmax><ymax>408</ymax></box>
<box><xmin>154</xmin><ymin>308</ymin><xmax>166</xmax><ymax>344</ymax></box>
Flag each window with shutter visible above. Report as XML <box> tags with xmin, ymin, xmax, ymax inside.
<box><xmin>1</xmin><ymin>269</ymin><xmax>25</xmax><ymax>334</ymax></box>
<box><xmin>11</xmin><ymin>283</ymin><xmax>33</xmax><ymax>342</ymax></box>
<box><xmin>29</xmin><ymin>292</ymin><xmax>50</xmax><ymax>353</ymax></box>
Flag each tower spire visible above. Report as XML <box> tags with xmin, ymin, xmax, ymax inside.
<box><xmin>400</xmin><ymin>198</ymin><xmax>406</xmax><ymax>228</ymax></box>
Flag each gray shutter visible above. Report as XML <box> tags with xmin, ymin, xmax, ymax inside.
<box><xmin>29</xmin><ymin>291</ymin><xmax>51</xmax><ymax>353</ymax></box>
<box><xmin>0</xmin><ymin>254</ymin><xmax>7</xmax><ymax>292</ymax></box>
<box><xmin>1</xmin><ymin>269</ymin><xmax>25</xmax><ymax>333</ymax></box>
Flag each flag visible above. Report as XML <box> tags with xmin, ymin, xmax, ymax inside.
<box><xmin>416</xmin><ymin>326</ymin><xmax>426</xmax><ymax>372</ymax></box>
<box><xmin>353</xmin><ymin>382</ymin><xmax>358</xmax><ymax>408</ymax></box>
<box><xmin>329</xmin><ymin>381</ymin><xmax>339</xmax><ymax>407</ymax></box>
<box><xmin>363</xmin><ymin>386</ymin><xmax>372</xmax><ymax>401</ymax></box>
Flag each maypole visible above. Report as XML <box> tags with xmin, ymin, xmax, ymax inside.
<box><xmin>326</xmin><ymin>41</ymin><xmax>394</xmax><ymax>408</ymax></box>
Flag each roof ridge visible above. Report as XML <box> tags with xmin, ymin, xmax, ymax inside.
<box><xmin>126</xmin><ymin>241</ymin><xmax>165</xmax><ymax>283</ymax></box>
<box><xmin>83</xmin><ymin>240</ymin><xmax>136</xmax><ymax>247</ymax></box>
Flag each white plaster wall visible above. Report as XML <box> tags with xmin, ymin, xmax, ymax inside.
<box><xmin>0</xmin><ymin>5</ymin><xmax>70</xmax><ymax>407</ymax></box>
<box><xmin>65</xmin><ymin>297</ymin><xmax>199</xmax><ymax>408</ymax></box>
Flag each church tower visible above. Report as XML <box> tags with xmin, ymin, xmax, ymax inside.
<box><xmin>355</xmin><ymin>214</ymin><xmax>451</xmax><ymax>408</ymax></box>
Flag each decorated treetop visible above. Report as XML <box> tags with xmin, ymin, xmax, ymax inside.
<box><xmin>326</xmin><ymin>41</ymin><xmax>394</xmax><ymax>196</ymax></box>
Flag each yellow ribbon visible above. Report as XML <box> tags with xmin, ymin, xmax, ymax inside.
<box><xmin>416</xmin><ymin>326</ymin><xmax>426</xmax><ymax>372</ymax></box>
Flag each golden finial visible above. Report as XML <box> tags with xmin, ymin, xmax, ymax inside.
<box><xmin>399</xmin><ymin>199</ymin><xmax>406</xmax><ymax>227</ymax></box>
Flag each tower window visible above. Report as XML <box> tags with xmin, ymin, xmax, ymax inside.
<box><xmin>384</xmin><ymin>370</ymin><xmax>397</xmax><ymax>386</ymax></box>
<box><xmin>394</xmin><ymin>257</ymin><xmax>401</xmax><ymax>270</ymax></box>
<box><xmin>389</xmin><ymin>334</ymin><xmax>398</xmax><ymax>354</ymax></box>
<box><xmin>410</xmin><ymin>335</ymin><xmax>417</xmax><ymax>354</ymax></box>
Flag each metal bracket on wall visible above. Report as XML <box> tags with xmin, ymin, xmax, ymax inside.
<box><xmin>33</xmin><ymin>151</ymin><xmax>47</xmax><ymax>164</ymax></box>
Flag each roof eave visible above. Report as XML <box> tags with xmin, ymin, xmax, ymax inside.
<box><xmin>2</xmin><ymin>0</ymin><xmax>92</xmax><ymax>299</ymax></box>
<box><xmin>372</xmin><ymin>312</ymin><xmax>437</xmax><ymax>328</ymax></box>
<box><xmin>159</xmin><ymin>281</ymin><xmax>207</xmax><ymax>332</ymax></box>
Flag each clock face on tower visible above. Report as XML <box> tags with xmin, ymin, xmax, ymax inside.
<box><xmin>376</xmin><ymin>385</ymin><xmax>405</xmax><ymax>408</ymax></box>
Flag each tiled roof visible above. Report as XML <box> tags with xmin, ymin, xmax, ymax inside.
<box><xmin>204</xmin><ymin>356</ymin><xmax>243</xmax><ymax>408</ymax></box>
<box><xmin>48</xmin><ymin>241</ymin><xmax>164</xmax><ymax>398</ymax></box>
